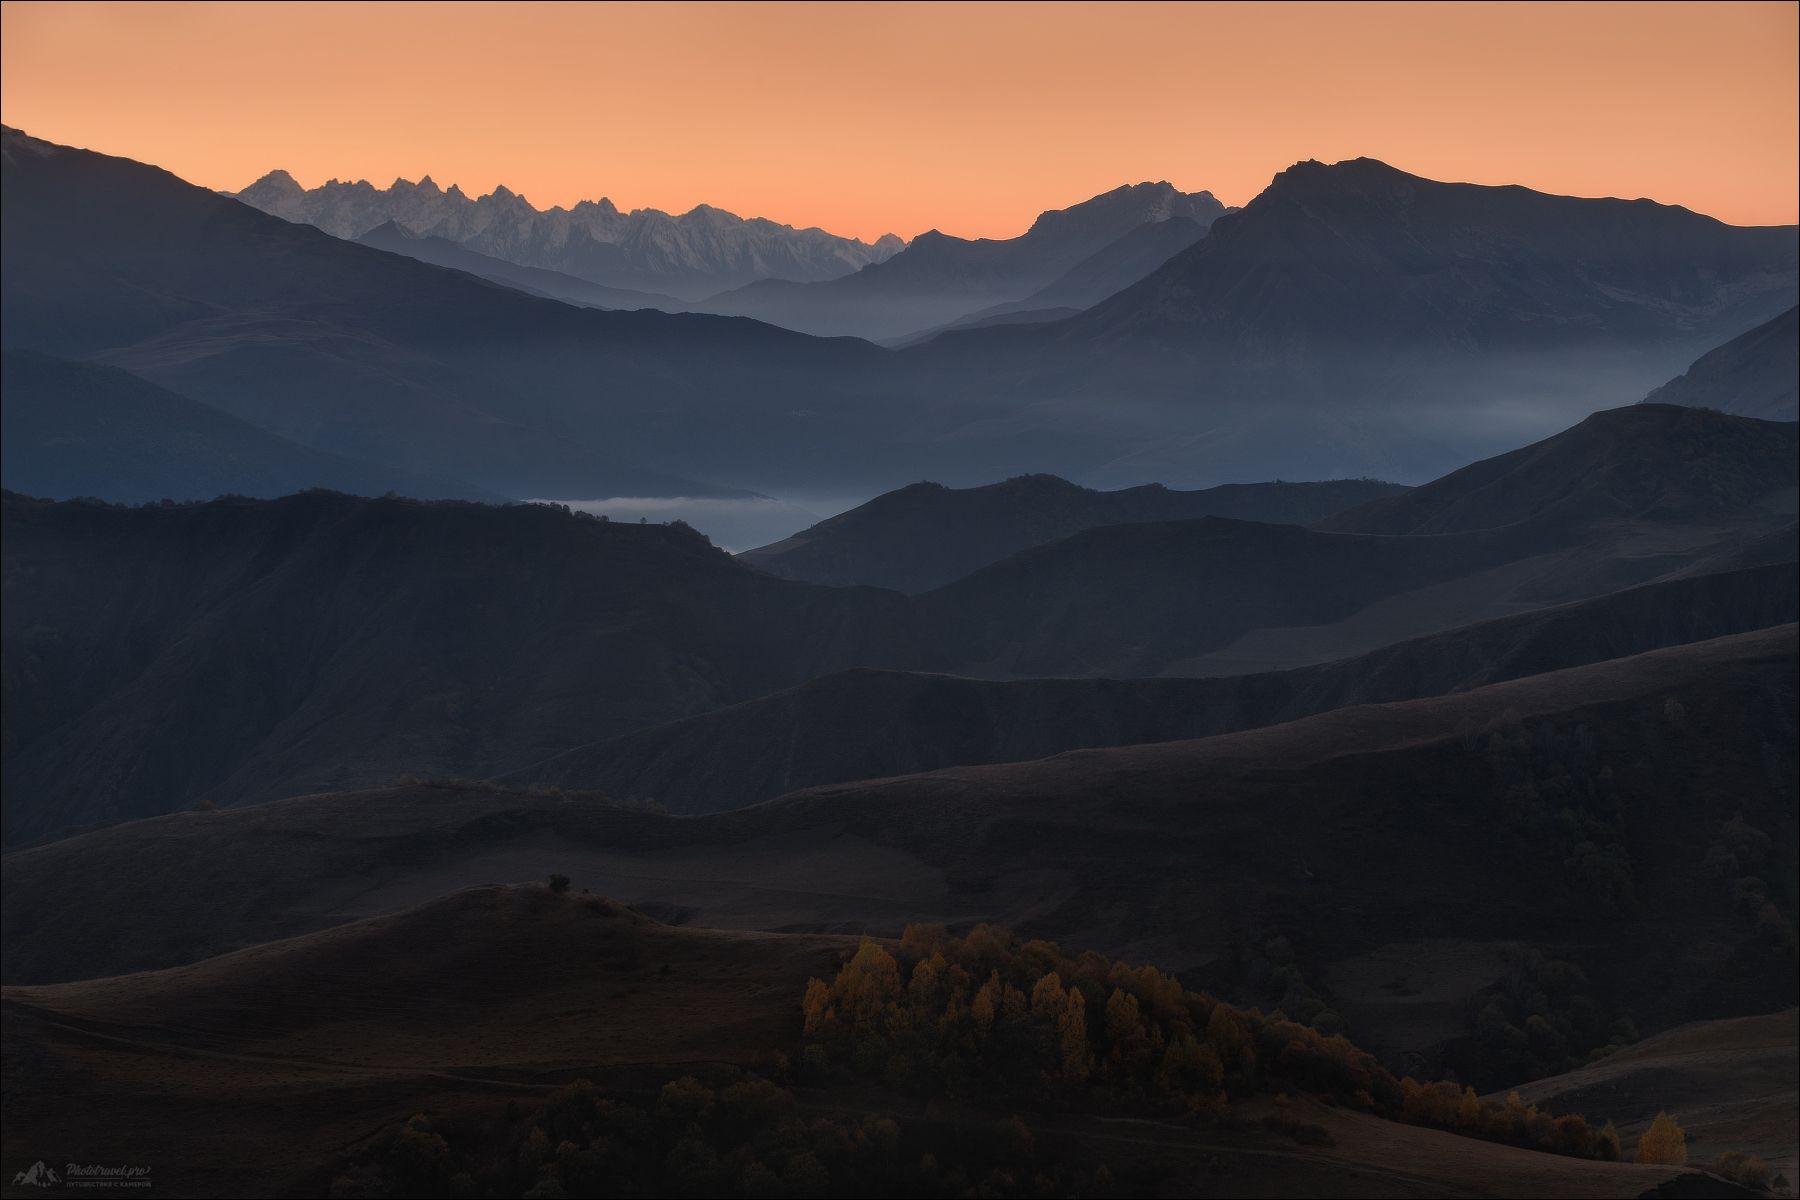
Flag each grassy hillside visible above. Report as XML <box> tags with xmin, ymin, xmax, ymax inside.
<box><xmin>1</xmin><ymin>888</ymin><xmax>1754</xmax><ymax>1198</ymax></box>
<box><xmin>8</xmin><ymin>629</ymin><xmax>1792</xmax><ymax>1092</ymax></box>
<box><xmin>512</xmin><ymin>562</ymin><xmax>1798</xmax><ymax>812</ymax></box>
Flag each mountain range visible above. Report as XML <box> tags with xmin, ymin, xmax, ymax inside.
<box><xmin>695</xmin><ymin>182</ymin><xmax>1229</xmax><ymax>339</ymax></box>
<box><xmin>5</xmin><ymin>402</ymin><xmax>1792</xmax><ymax>846</ymax></box>
<box><xmin>739</xmin><ymin>474</ymin><xmax>1405</xmax><ymax>593</ymax></box>
<box><xmin>5</xmin><ymin>127</ymin><xmax>1795</xmax><ymax>499</ymax></box>
<box><xmin>235</xmin><ymin>167</ymin><xmax>904</xmax><ymax>299</ymax></box>
<box><xmin>4</xmin><ymin>118</ymin><xmax>1798</xmax><ymax>1198</ymax></box>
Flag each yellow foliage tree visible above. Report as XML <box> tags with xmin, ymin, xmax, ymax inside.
<box><xmin>1059</xmin><ymin>988</ymin><xmax>1092</xmax><ymax>1082</ymax></box>
<box><xmin>971</xmin><ymin>970</ymin><xmax>1002</xmax><ymax>1034</ymax></box>
<box><xmin>801</xmin><ymin>977</ymin><xmax>834</xmax><ymax>1035</ymax></box>
<box><xmin>1457</xmin><ymin>1085</ymin><xmax>1482</xmax><ymax>1129</ymax></box>
<box><xmin>1104</xmin><ymin>988</ymin><xmax>1142</xmax><ymax>1045</ymax></box>
<box><xmin>834</xmin><ymin>938</ymin><xmax>901</xmax><ymax>1027</ymax></box>
<box><xmin>1030</xmin><ymin>972</ymin><xmax>1066</xmax><ymax>1018</ymax></box>
<box><xmin>1635</xmin><ymin>1111</ymin><xmax>1687</xmax><ymax>1165</ymax></box>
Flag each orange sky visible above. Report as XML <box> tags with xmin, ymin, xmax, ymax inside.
<box><xmin>2</xmin><ymin>1</ymin><xmax>1795</xmax><ymax>241</ymax></box>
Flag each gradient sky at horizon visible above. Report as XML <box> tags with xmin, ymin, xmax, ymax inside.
<box><xmin>2</xmin><ymin>1</ymin><xmax>1795</xmax><ymax>241</ymax></box>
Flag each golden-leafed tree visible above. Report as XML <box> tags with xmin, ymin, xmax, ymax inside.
<box><xmin>801</xmin><ymin>978</ymin><xmax>834</xmax><ymax>1035</ymax></box>
<box><xmin>1635</xmin><ymin>1111</ymin><xmax>1687</xmax><ymax>1165</ymax></box>
<box><xmin>1059</xmin><ymin>987</ymin><xmax>1092</xmax><ymax>1082</ymax></box>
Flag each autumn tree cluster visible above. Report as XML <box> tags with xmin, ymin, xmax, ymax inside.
<box><xmin>798</xmin><ymin>925</ymin><xmax>1628</xmax><ymax>1162</ymax></box>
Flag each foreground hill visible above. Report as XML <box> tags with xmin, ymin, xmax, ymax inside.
<box><xmin>236</xmin><ymin>167</ymin><xmax>902</xmax><ymax>298</ymax></box>
<box><xmin>510</xmin><ymin>561</ymin><xmax>1799</xmax><ymax>812</ymax></box>
<box><xmin>740</xmin><ymin>474</ymin><xmax>1405</xmax><ymax>592</ymax></box>
<box><xmin>697</xmin><ymin>183</ymin><xmax>1227</xmax><ymax>339</ymax></box>
<box><xmin>1643</xmin><ymin>306</ymin><xmax>1799</xmax><ymax>422</ymax></box>
<box><xmin>0</xmin><ymin>351</ymin><xmax>499</xmax><ymax>503</ymax></box>
<box><xmin>9</xmin><ymin>628</ymin><xmax>1793</xmax><ymax>1094</ymax></box>
<box><xmin>0</xmin><ymin>887</ymin><xmax>1735</xmax><ymax>1198</ymax></box>
<box><xmin>1507</xmin><ymin>1010</ymin><xmax>1799</xmax><ymax>1184</ymax></box>
<box><xmin>0</xmin><ymin>491</ymin><xmax>926</xmax><ymax>844</ymax></box>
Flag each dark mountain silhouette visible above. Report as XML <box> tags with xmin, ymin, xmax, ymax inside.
<box><xmin>698</xmin><ymin>183</ymin><xmax>1228</xmax><ymax>339</ymax></box>
<box><xmin>8</xmin><ymin>627</ymin><xmax>1792</xmax><ymax>1094</ymax></box>
<box><xmin>510</xmin><ymin>561</ymin><xmax>1799</xmax><ymax>813</ymax></box>
<box><xmin>921</xmin><ymin>510</ymin><xmax>1792</xmax><ymax>680</ymax></box>
<box><xmin>1320</xmin><ymin>404</ymin><xmax>1799</xmax><ymax>535</ymax></box>
<box><xmin>3</xmin><ymin>404</ymin><xmax>1791</xmax><ymax>843</ymax></box>
<box><xmin>11</xmin><ymin>129</ymin><xmax>1797</xmax><ymax>496</ymax></box>
<box><xmin>235</xmin><ymin>168</ymin><xmax>902</xmax><ymax>299</ymax></box>
<box><xmin>1642</xmin><ymin>305</ymin><xmax>1798</xmax><ymax>421</ymax></box>
<box><xmin>0</xmin><ymin>125</ymin><xmax>921</xmax><ymax>500</ymax></box>
<box><xmin>0</xmin><ymin>490</ymin><xmax>928</xmax><ymax>845</ymax></box>
<box><xmin>1072</xmin><ymin>159</ymin><xmax>1797</xmax><ymax>348</ymax></box>
<box><xmin>740</xmin><ymin>474</ymin><xmax>1408</xmax><ymax>593</ymax></box>
<box><xmin>0</xmin><ymin>351</ymin><xmax>499</xmax><ymax>503</ymax></box>
<box><xmin>355</xmin><ymin>220</ymin><xmax>684</xmax><ymax>310</ymax></box>
<box><xmin>917</xmin><ymin>159</ymin><xmax>1800</xmax><ymax>486</ymax></box>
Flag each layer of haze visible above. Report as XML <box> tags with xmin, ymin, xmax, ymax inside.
<box><xmin>2</xmin><ymin>1</ymin><xmax>1796</xmax><ymax>240</ymax></box>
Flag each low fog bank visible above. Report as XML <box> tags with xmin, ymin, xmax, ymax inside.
<box><xmin>541</xmin><ymin>494</ymin><xmax>866</xmax><ymax>552</ymax></box>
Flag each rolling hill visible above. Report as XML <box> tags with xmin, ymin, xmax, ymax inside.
<box><xmin>739</xmin><ymin>474</ymin><xmax>1405</xmax><ymax>593</ymax></box>
<box><xmin>4</xmin><ymin>404</ymin><xmax>1792</xmax><ymax>842</ymax></box>
<box><xmin>0</xmin><ymin>491</ymin><xmax>927</xmax><ymax>844</ymax></box>
<box><xmin>0</xmin><ymin>886</ymin><xmax>1744</xmax><ymax>1198</ymax></box>
<box><xmin>1507</xmin><ymin>1010</ymin><xmax>1799</xmax><ymax>1184</ymax></box>
<box><xmin>510</xmin><ymin>560</ymin><xmax>1799</xmax><ymax>813</ymax></box>
<box><xmin>1319</xmin><ymin>404</ymin><xmax>1798</xmax><ymax>536</ymax></box>
<box><xmin>6</xmin><ymin>628</ymin><xmax>1793</xmax><ymax>1094</ymax></box>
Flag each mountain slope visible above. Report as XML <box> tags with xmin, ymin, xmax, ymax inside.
<box><xmin>1642</xmin><ymin>306</ymin><xmax>1799</xmax><ymax>421</ymax></box>
<box><xmin>1</xmin><ymin>887</ymin><xmax>1730</xmax><ymax>1199</ymax></box>
<box><xmin>236</xmin><ymin>167</ymin><xmax>902</xmax><ymax>299</ymax></box>
<box><xmin>927</xmin><ymin>214</ymin><xmax>1216</xmax><ymax>336</ymax></box>
<box><xmin>915</xmin><ymin>158</ymin><xmax>1800</xmax><ymax>486</ymax></box>
<box><xmin>355</xmin><ymin>219</ymin><xmax>684</xmax><ymax>310</ymax></box>
<box><xmin>0</xmin><ymin>491</ymin><xmax>928</xmax><ymax>844</ymax></box>
<box><xmin>698</xmin><ymin>183</ymin><xmax>1227</xmax><ymax>339</ymax></box>
<box><xmin>4</xmin><ymin>405</ymin><xmax>1791</xmax><ymax>841</ymax></box>
<box><xmin>8</xmin><ymin>627</ymin><xmax>1792</xmax><ymax>1095</ymax></box>
<box><xmin>1508</xmin><ymin>1010</ymin><xmax>1799</xmax><ymax>1185</ymax></box>
<box><xmin>1320</xmin><ymin>404</ymin><xmax>1799</xmax><ymax>535</ymax></box>
<box><xmin>509</xmin><ymin>560</ymin><xmax>1800</xmax><ymax>813</ymax></box>
<box><xmin>0</xmin><ymin>351</ymin><xmax>499</xmax><ymax>503</ymax></box>
<box><xmin>740</xmin><ymin>474</ymin><xmax>1406</xmax><ymax>592</ymax></box>
<box><xmin>1</xmin><ymin>125</ymin><xmax>921</xmax><ymax>500</ymax></box>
